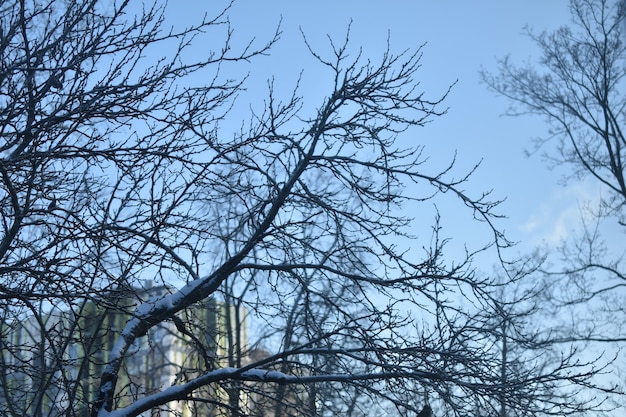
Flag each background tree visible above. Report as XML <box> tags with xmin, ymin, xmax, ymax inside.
<box><xmin>0</xmin><ymin>1</ymin><xmax>613</xmax><ymax>417</ymax></box>
<box><xmin>483</xmin><ymin>0</ymin><xmax>626</xmax><ymax>409</ymax></box>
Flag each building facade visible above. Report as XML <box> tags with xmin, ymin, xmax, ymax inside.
<box><xmin>0</xmin><ymin>284</ymin><xmax>249</xmax><ymax>417</ymax></box>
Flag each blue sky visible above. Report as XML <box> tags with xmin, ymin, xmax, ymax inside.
<box><xmin>168</xmin><ymin>1</ymin><xmax>609</xmax><ymax>264</ymax></box>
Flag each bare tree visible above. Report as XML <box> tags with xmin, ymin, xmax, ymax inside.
<box><xmin>0</xmin><ymin>1</ymin><xmax>611</xmax><ymax>417</ymax></box>
<box><xmin>482</xmin><ymin>0</ymin><xmax>626</xmax><ymax>410</ymax></box>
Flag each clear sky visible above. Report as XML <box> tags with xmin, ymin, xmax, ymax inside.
<box><xmin>168</xmin><ymin>1</ymin><xmax>611</xmax><ymax>265</ymax></box>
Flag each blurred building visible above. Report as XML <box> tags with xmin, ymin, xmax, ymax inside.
<box><xmin>0</xmin><ymin>283</ymin><xmax>249</xmax><ymax>417</ymax></box>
